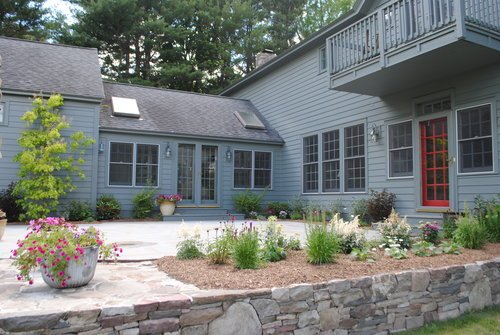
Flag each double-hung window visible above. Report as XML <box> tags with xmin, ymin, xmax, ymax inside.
<box><xmin>457</xmin><ymin>104</ymin><xmax>493</xmax><ymax>173</ymax></box>
<box><xmin>109</xmin><ymin>142</ymin><xmax>159</xmax><ymax>186</ymax></box>
<box><xmin>319</xmin><ymin>47</ymin><xmax>327</xmax><ymax>72</ymax></box>
<box><xmin>303</xmin><ymin>135</ymin><xmax>319</xmax><ymax>193</ymax></box>
<box><xmin>388</xmin><ymin>121</ymin><xmax>413</xmax><ymax>178</ymax></box>
<box><xmin>234</xmin><ymin>150</ymin><xmax>272</xmax><ymax>189</ymax></box>
<box><xmin>322</xmin><ymin>130</ymin><xmax>340</xmax><ymax>192</ymax></box>
<box><xmin>0</xmin><ymin>103</ymin><xmax>5</xmax><ymax>124</ymax></box>
<box><xmin>344</xmin><ymin>124</ymin><xmax>365</xmax><ymax>192</ymax></box>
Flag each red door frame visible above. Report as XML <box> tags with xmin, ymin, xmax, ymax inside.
<box><xmin>420</xmin><ymin>117</ymin><xmax>449</xmax><ymax>207</ymax></box>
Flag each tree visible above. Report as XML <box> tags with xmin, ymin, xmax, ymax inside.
<box><xmin>0</xmin><ymin>0</ymin><xmax>54</xmax><ymax>40</ymax></box>
<box><xmin>298</xmin><ymin>0</ymin><xmax>355</xmax><ymax>40</ymax></box>
<box><xmin>13</xmin><ymin>94</ymin><xmax>94</xmax><ymax>220</ymax></box>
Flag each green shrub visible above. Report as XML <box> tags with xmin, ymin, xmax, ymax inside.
<box><xmin>453</xmin><ymin>213</ymin><xmax>488</xmax><ymax>249</ymax></box>
<box><xmin>288</xmin><ymin>196</ymin><xmax>306</xmax><ymax>215</ymax></box>
<box><xmin>0</xmin><ymin>182</ymin><xmax>25</xmax><ymax>222</ymax></box>
<box><xmin>378</xmin><ymin>209</ymin><xmax>412</xmax><ymax>249</ymax></box>
<box><xmin>290</xmin><ymin>212</ymin><xmax>303</xmax><ymax>220</ymax></box>
<box><xmin>330</xmin><ymin>198</ymin><xmax>344</xmax><ymax>216</ymax></box>
<box><xmin>266</xmin><ymin>202</ymin><xmax>290</xmax><ymax>217</ymax></box>
<box><xmin>65</xmin><ymin>200</ymin><xmax>93</xmax><ymax>221</ymax></box>
<box><xmin>233</xmin><ymin>190</ymin><xmax>264</xmax><ymax>217</ymax></box>
<box><xmin>207</xmin><ymin>227</ymin><xmax>234</xmax><ymax>264</ymax></box>
<box><xmin>176</xmin><ymin>239</ymin><xmax>204</xmax><ymax>259</ymax></box>
<box><xmin>439</xmin><ymin>240</ymin><xmax>462</xmax><ymax>255</ymax></box>
<box><xmin>351</xmin><ymin>198</ymin><xmax>369</xmax><ymax>225</ymax></box>
<box><xmin>132</xmin><ymin>187</ymin><xmax>156</xmax><ymax>219</ymax></box>
<box><xmin>232</xmin><ymin>228</ymin><xmax>260</xmax><ymax>269</ymax></box>
<box><xmin>473</xmin><ymin>195</ymin><xmax>498</xmax><ymax>223</ymax></box>
<box><xmin>286</xmin><ymin>234</ymin><xmax>302</xmax><ymax>250</ymax></box>
<box><xmin>261</xmin><ymin>216</ymin><xmax>287</xmax><ymax>262</ymax></box>
<box><xmin>367</xmin><ymin>190</ymin><xmax>396</xmax><ymax>222</ymax></box>
<box><xmin>443</xmin><ymin>212</ymin><xmax>459</xmax><ymax>239</ymax></box>
<box><xmin>331</xmin><ymin>214</ymin><xmax>366</xmax><ymax>254</ymax></box>
<box><xmin>483</xmin><ymin>205</ymin><xmax>500</xmax><ymax>242</ymax></box>
<box><xmin>96</xmin><ymin>194</ymin><xmax>121</xmax><ymax>220</ymax></box>
<box><xmin>305</xmin><ymin>223</ymin><xmax>341</xmax><ymax>264</ymax></box>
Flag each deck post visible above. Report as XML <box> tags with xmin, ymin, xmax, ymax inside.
<box><xmin>455</xmin><ymin>0</ymin><xmax>466</xmax><ymax>39</ymax></box>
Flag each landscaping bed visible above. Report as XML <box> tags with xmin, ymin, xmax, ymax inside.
<box><xmin>156</xmin><ymin>242</ymin><xmax>500</xmax><ymax>290</ymax></box>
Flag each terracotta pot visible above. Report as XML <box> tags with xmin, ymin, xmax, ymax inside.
<box><xmin>159</xmin><ymin>201</ymin><xmax>176</xmax><ymax>216</ymax></box>
<box><xmin>0</xmin><ymin>219</ymin><xmax>6</xmax><ymax>240</ymax></box>
<box><xmin>41</xmin><ymin>246</ymin><xmax>99</xmax><ymax>289</ymax></box>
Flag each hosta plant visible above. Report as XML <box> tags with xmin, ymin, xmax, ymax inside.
<box><xmin>11</xmin><ymin>217</ymin><xmax>121</xmax><ymax>286</ymax></box>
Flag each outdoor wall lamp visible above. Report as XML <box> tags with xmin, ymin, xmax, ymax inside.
<box><xmin>369</xmin><ymin>124</ymin><xmax>381</xmax><ymax>143</ymax></box>
<box><xmin>98</xmin><ymin>142</ymin><xmax>105</xmax><ymax>153</ymax></box>
<box><xmin>165</xmin><ymin>143</ymin><xmax>172</xmax><ymax>158</ymax></box>
<box><xmin>225</xmin><ymin>147</ymin><xmax>232</xmax><ymax>161</ymax></box>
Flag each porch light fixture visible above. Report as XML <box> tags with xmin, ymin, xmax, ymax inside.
<box><xmin>98</xmin><ymin>142</ymin><xmax>105</xmax><ymax>153</ymax></box>
<box><xmin>165</xmin><ymin>143</ymin><xmax>172</xmax><ymax>158</ymax></box>
<box><xmin>225</xmin><ymin>147</ymin><xmax>232</xmax><ymax>161</ymax></box>
<box><xmin>369</xmin><ymin>124</ymin><xmax>381</xmax><ymax>143</ymax></box>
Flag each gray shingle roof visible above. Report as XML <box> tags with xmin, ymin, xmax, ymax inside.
<box><xmin>0</xmin><ymin>37</ymin><xmax>104</xmax><ymax>99</ymax></box>
<box><xmin>100</xmin><ymin>82</ymin><xmax>283</xmax><ymax>144</ymax></box>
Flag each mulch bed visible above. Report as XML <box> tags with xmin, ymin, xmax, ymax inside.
<box><xmin>156</xmin><ymin>243</ymin><xmax>500</xmax><ymax>290</ymax></box>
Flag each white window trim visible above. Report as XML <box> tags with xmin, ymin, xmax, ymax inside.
<box><xmin>387</xmin><ymin>119</ymin><xmax>414</xmax><ymax>180</ymax></box>
<box><xmin>318</xmin><ymin>46</ymin><xmax>327</xmax><ymax>73</ymax></box>
<box><xmin>301</xmin><ymin>121</ymin><xmax>367</xmax><ymax>195</ymax></box>
<box><xmin>233</xmin><ymin>149</ymin><xmax>273</xmax><ymax>190</ymax></box>
<box><xmin>456</xmin><ymin>102</ymin><xmax>496</xmax><ymax>176</ymax></box>
<box><xmin>107</xmin><ymin>141</ymin><xmax>160</xmax><ymax>187</ymax></box>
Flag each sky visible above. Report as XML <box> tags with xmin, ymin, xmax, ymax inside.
<box><xmin>43</xmin><ymin>0</ymin><xmax>77</xmax><ymax>23</ymax></box>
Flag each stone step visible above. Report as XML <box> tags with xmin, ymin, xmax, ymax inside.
<box><xmin>163</xmin><ymin>208</ymin><xmax>245</xmax><ymax>222</ymax></box>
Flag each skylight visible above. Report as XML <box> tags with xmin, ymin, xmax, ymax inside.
<box><xmin>111</xmin><ymin>97</ymin><xmax>140</xmax><ymax>118</ymax></box>
<box><xmin>234</xmin><ymin>111</ymin><xmax>266</xmax><ymax>130</ymax></box>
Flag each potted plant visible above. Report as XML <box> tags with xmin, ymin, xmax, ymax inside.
<box><xmin>156</xmin><ymin>194</ymin><xmax>182</xmax><ymax>216</ymax></box>
<box><xmin>0</xmin><ymin>209</ymin><xmax>7</xmax><ymax>240</ymax></box>
<box><xmin>11</xmin><ymin>217</ymin><xmax>122</xmax><ymax>288</ymax></box>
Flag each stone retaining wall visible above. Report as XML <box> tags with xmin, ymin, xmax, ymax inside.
<box><xmin>1</xmin><ymin>258</ymin><xmax>498</xmax><ymax>335</ymax></box>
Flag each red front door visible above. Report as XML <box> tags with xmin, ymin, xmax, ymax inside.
<box><xmin>420</xmin><ymin>117</ymin><xmax>449</xmax><ymax>207</ymax></box>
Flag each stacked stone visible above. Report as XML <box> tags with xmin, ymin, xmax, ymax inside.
<box><xmin>0</xmin><ymin>258</ymin><xmax>498</xmax><ymax>335</ymax></box>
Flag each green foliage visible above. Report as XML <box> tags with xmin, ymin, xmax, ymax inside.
<box><xmin>286</xmin><ymin>234</ymin><xmax>302</xmax><ymax>250</ymax></box>
<box><xmin>378</xmin><ymin>210</ymin><xmax>412</xmax><ymax>249</ymax></box>
<box><xmin>233</xmin><ymin>190</ymin><xmax>264</xmax><ymax>217</ymax></box>
<box><xmin>351</xmin><ymin>198</ymin><xmax>369</xmax><ymax>225</ymax></box>
<box><xmin>289</xmin><ymin>196</ymin><xmax>306</xmax><ymax>215</ymax></box>
<box><xmin>13</xmin><ymin>95</ymin><xmax>94</xmax><ymax>220</ymax></box>
<box><xmin>232</xmin><ymin>229</ymin><xmax>260</xmax><ymax>269</ymax></box>
<box><xmin>419</xmin><ymin>221</ymin><xmax>441</xmax><ymax>244</ymax></box>
<box><xmin>453</xmin><ymin>213</ymin><xmax>488</xmax><ymax>249</ymax></box>
<box><xmin>290</xmin><ymin>212</ymin><xmax>304</xmax><ymax>220</ymax></box>
<box><xmin>439</xmin><ymin>240</ymin><xmax>462</xmax><ymax>255</ymax></box>
<box><xmin>349</xmin><ymin>248</ymin><xmax>376</xmax><ymax>262</ymax></box>
<box><xmin>0</xmin><ymin>0</ymin><xmax>53</xmax><ymax>40</ymax></box>
<box><xmin>0</xmin><ymin>182</ymin><xmax>25</xmax><ymax>222</ymax></box>
<box><xmin>132</xmin><ymin>187</ymin><xmax>156</xmax><ymax>219</ymax></box>
<box><xmin>443</xmin><ymin>213</ymin><xmax>459</xmax><ymax>239</ymax></box>
<box><xmin>207</xmin><ymin>227</ymin><xmax>234</xmax><ymax>265</ymax></box>
<box><xmin>95</xmin><ymin>195</ymin><xmax>121</xmax><ymax>221</ymax></box>
<box><xmin>266</xmin><ymin>201</ymin><xmax>290</xmax><ymax>218</ymax></box>
<box><xmin>473</xmin><ymin>195</ymin><xmax>498</xmax><ymax>223</ymax></box>
<box><xmin>176</xmin><ymin>239</ymin><xmax>204</xmax><ymax>260</ymax></box>
<box><xmin>65</xmin><ymin>200</ymin><xmax>93</xmax><ymax>221</ymax></box>
<box><xmin>483</xmin><ymin>205</ymin><xmax>500</xmax><ymax>243</ymax></box>
<box><xmin>330</xmin><ymin>198</ymin><xmax>344</xmax><ymax>216</ymax></box>
<box><xmin>298</xmin><ymin>0</ymin><xmax>355</xmax><ymax>39</ymax></box>
<box><xmin>367</xmin><ymin>190</ymin><xmax>396</xmax><ymax>222</ymax></box>
<box><xmin>305</xmin><ymin>223</ymin><xmax>341</xmax><ymax>265</ymax></box>
<box><xmin>261</xmin><ymin>216</ymin><xmax>287</xmax><ymax>262</ymax></box>
<box><xmin>385</xmin><ymin>246</ymin><xmax>408</xmax><ymax>259</ymax></box>
<box><xmin>412</xmin><ymin>241</ymin><xmax>443</xmax><ymax>257</ymax></box>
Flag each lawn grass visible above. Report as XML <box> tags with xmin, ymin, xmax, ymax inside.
<box><xmin>401</xmin><ymin>306</ymin><xmax>500</xmax><ymax>335</ymax></box>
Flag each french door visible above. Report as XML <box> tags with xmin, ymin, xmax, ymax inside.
<box><xmin>177</xmin><ymin>144</ymin><xmax>218</xmax><ymax>205</ymax></box>
<box><xmin>419</xmin><ymin>117</ymin><xmax>449</xmax><ymax>207</ymax></box>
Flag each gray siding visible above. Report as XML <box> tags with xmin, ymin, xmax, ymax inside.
<box><xmin>97</xmin><ymin>131</ymin><xmax>281</xmax><ymax>217</ymax></box>
<box><xmin>0</xmin><ymin>94</ymin><xmax>101</xmax><ymax>216</ymax></box>
<box><xmin>228</xmin><ymin>43</ymin><xmax>500</xmax><ymax>219</ymax></box>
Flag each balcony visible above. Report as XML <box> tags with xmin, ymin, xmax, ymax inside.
<box><xmin>328</xmin><ymin>0</ymin><xmax>500</xmax><ymax>96</ymax></box>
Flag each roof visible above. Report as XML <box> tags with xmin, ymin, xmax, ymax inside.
<box><xmin>0</xmin><ymin>37</ymin><xmax>104</xmax><ymax>100</ymax></box>
<box><xmin>220</xmin><ymin>0</ymin><xmax>370</xmax><ymax>96</ymax></box>
<box><xmin>100</xmin><ymin>82</ymin><xmax>284</xmax><ymax>144</ymax></box>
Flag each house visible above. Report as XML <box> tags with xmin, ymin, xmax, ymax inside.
<box><xmin>0</xmin><ymin>37</ymin><xmax>283</xmax><ymax>219</ymax></box>
<box><xmin>1</xmin><ymin>0</ymin><xmax>499</xmax><ymax>223</ymax></box>
<box><xmin>221</xmin><ymin>0</ymin><xmax>500</xmax><ymax>222</ymax></box>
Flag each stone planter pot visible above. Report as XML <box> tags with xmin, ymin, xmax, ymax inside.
<box><xmin>159</xmin><ymin>201</ymin><xmax>176</xmax><ymax>216</ymax></box>
<box><xmin>41</xmin><ymin>246</ymin><xmax>99</xmax><ymax>289</ymax></box>
<box><xmin>0</xmin><ymin>219</ymin><xmax>6</xmax><ymax>240</ymax></box>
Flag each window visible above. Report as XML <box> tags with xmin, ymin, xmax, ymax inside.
<box><xmin>303</xmin><ymin>135</ymin><xmax>319</xmax><ymax>193</ymax></box>
<box><xmin>388</xmin><ymin>121</ymin><xmax>413</xmax><ymax>177</ymax></box>
<box><xmin>234</xmin><ymin>150</ymin><xmax>272</xmax><ymax>189</ymax></box>
<box><xmin>344</xmin><ymin>124</ymin><xmax>365</xmax><ymax>192</ymax></box>
<box><xmin>109</xmin><ymin>142</ymin><xmax>159</xmax><ymax>186</ymax></box>
<box><xmin>457</xmin><ymin>104</ymin><xmax>493</xmax><ymax>173</ymax></box>
<box><xmin>0</xmin><ymin>103</ymin><xmax>5</xmax><ymax>124</ymax></box>
<box><xmin>322</xmin><ymin>130</ymin><xmax>340</xmax><ymax>192</ymax></box>
<box><xmin>319</xmin><ymin>47</ymin><xmax>327</xmax><ymax>72</ymax></box>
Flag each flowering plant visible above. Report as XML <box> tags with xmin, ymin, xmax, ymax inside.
<box><xmin>378</xmin><ymin>209</ymin><xmax>412</xmax><ymax>249</ymax></box>
<box><xmin>419</xmin><ymin>221</ymin><xmax>440</xmax><ymax>244</ymax></box>
<box><xmin>156</xmin><ymin>194</ymin><xmax>182</xmax><ymax>204</ymax></box>
<box><xmin>11</xmin><ymin>217</ymin><xmax>122</xmax><ymax>286</ymax></box>
<box><xmin>0</xmin><ymin>209</ymin><xmax>6</xmax><ymax>220</ymax></box>
<box><xmin>331</xmin><ymin>213</ymin><xmax>366</xmax><ymax>253</ymax></box>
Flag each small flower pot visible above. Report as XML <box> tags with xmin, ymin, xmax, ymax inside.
<box><xmin>41</xmin><ymin>246</ymin><xmax>99</xmax><ymax>289</ymax></box>
<box><xmin>0</xmin><ymin>219</ymin><xmax>6</xmax><ymax>240</ymax></box>
<box><xmin>160</xmin><ymin>201</ymin><xmax>176</xmax><ymax>216</ymax></box>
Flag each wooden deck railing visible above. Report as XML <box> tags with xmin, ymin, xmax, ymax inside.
<box><xmin>329</xmin><ymin>0</ymin><xmax>499</xmax><ymax>74</ymax></box>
